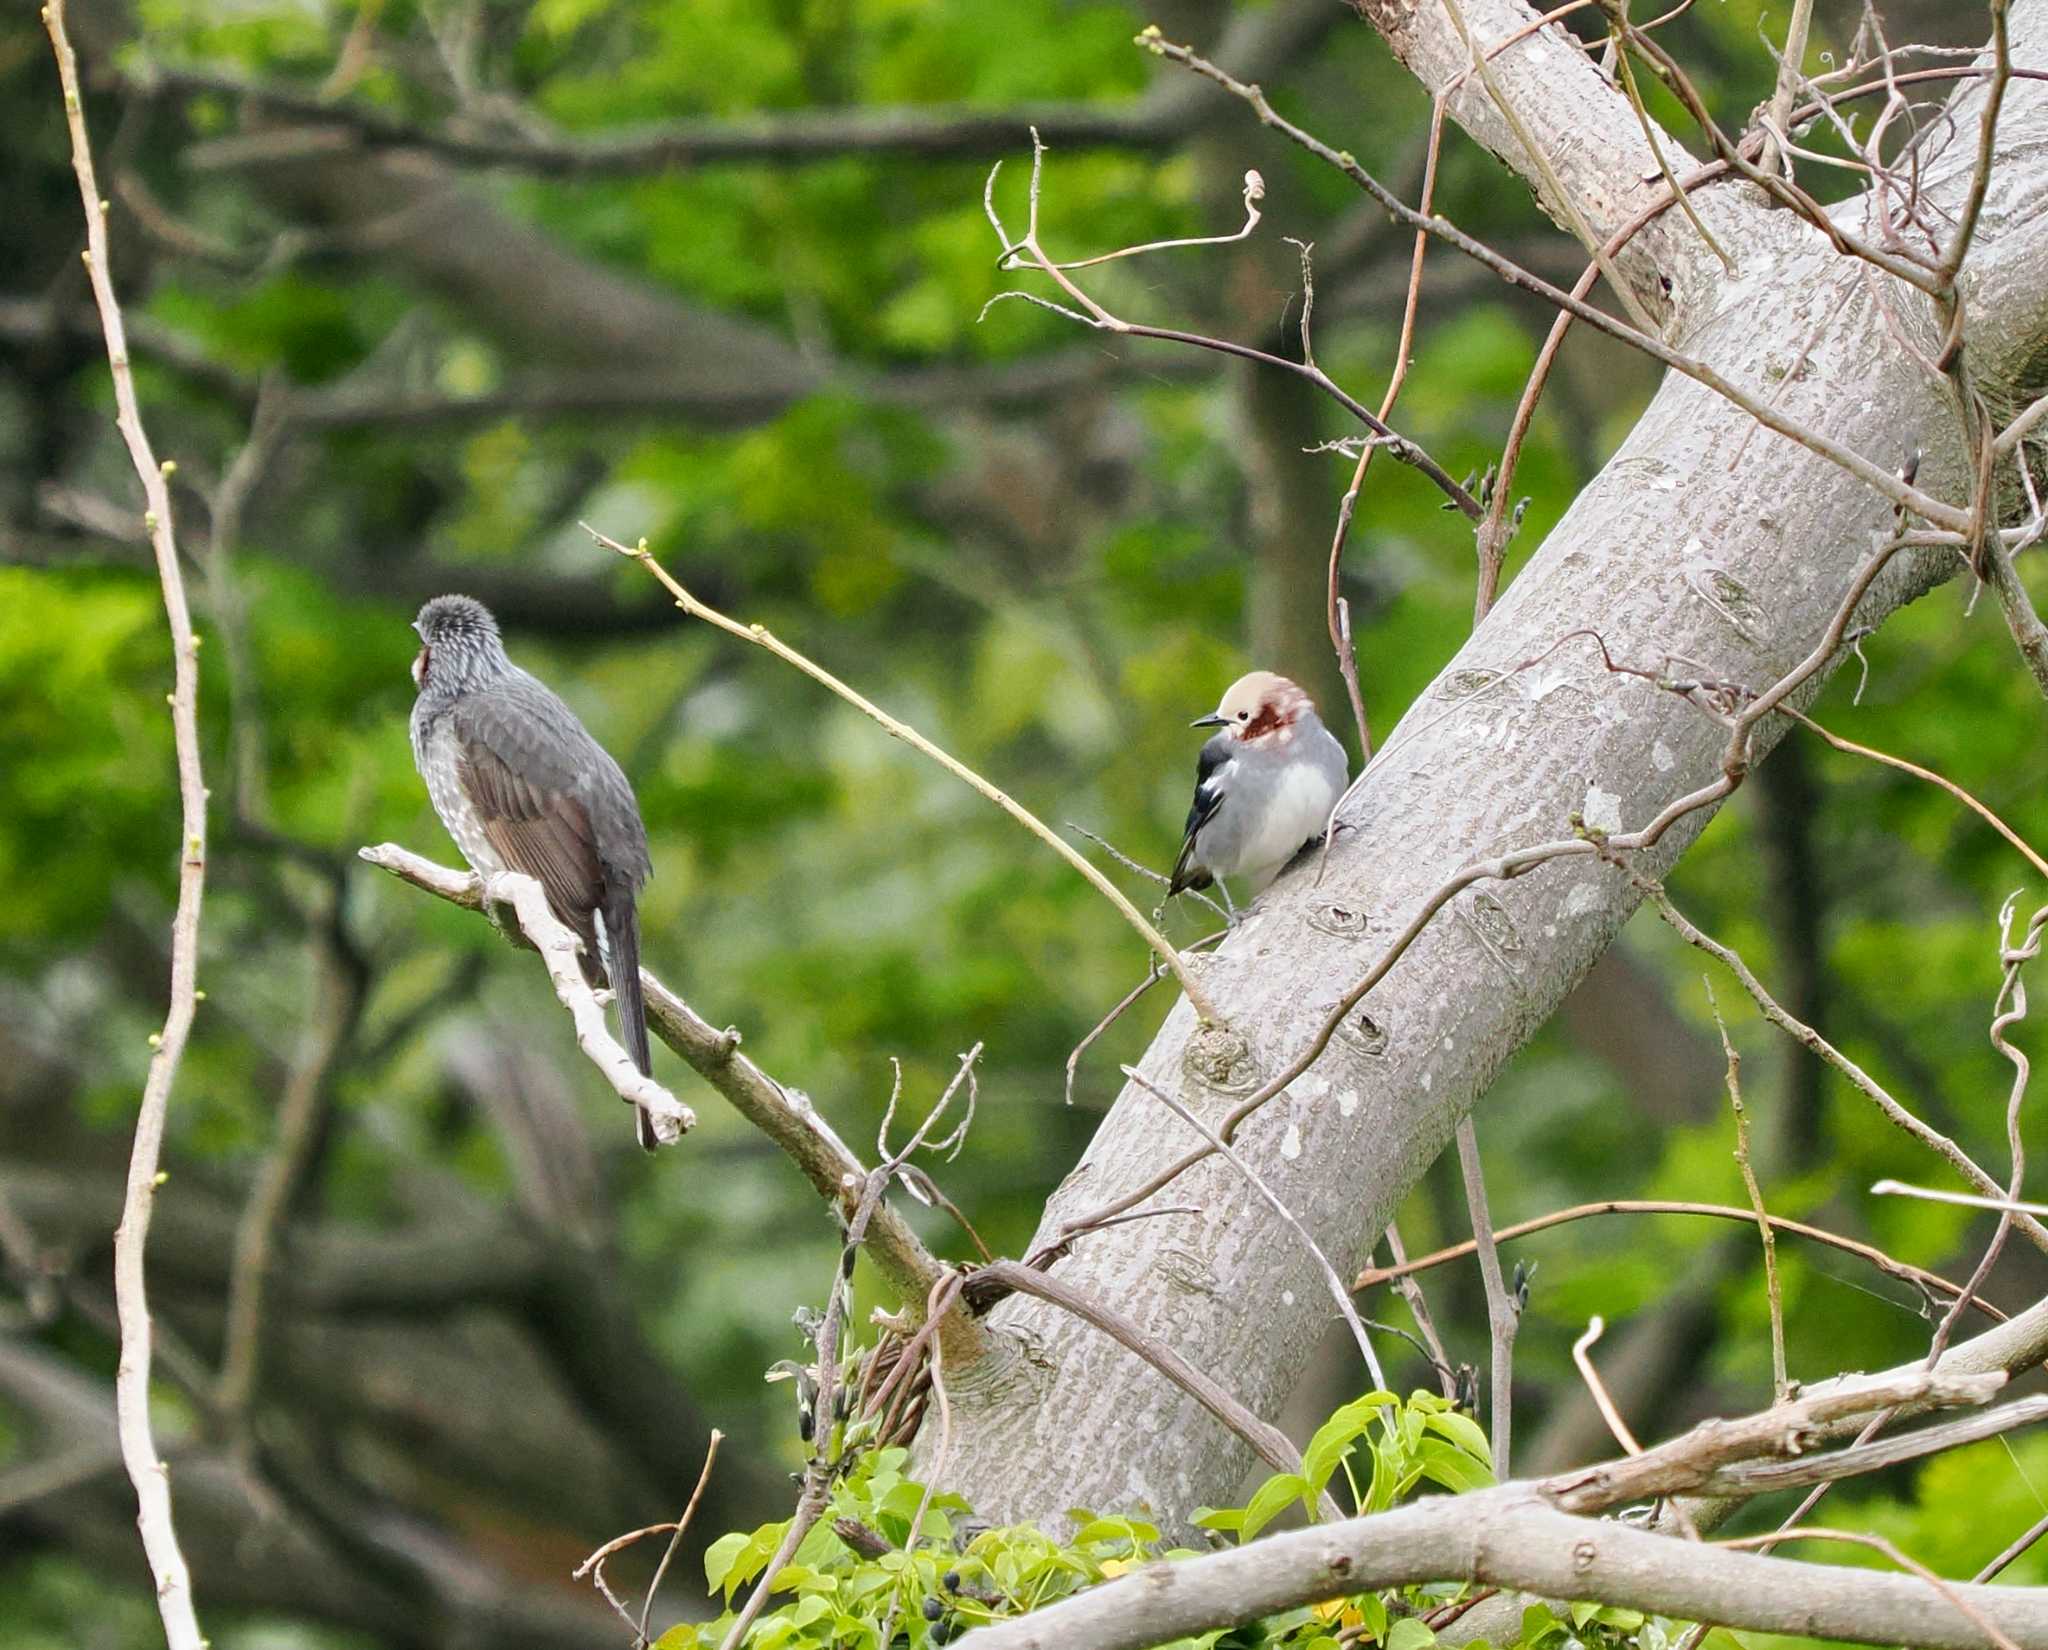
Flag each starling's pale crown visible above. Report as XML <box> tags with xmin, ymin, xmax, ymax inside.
<box><xmin>1191</xmin><ymin>670</ymin><xmax>1314</xmax><ymax>747</ymax></box>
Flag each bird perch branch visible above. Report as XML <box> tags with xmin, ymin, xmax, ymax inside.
<box><xmin>359</xmin><ymin>843</ymin><xmax>983</xmax><ymax>1360</ymax></box>
<box><xmin>357</xmin><ymin>849</ymin><xmax>693</xmax><ymax>1144</ymax></box>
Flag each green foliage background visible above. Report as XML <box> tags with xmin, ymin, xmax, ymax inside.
<box><xmin>3</xmin><ymin>0</ymin><xmax>2045</xmax><ymax>1645</ymax></box>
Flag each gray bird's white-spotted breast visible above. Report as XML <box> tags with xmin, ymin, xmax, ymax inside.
<box><xmin>414</xmin><ymin>709</ymin><xmax>506</xmax><ymax>879</ymax></box>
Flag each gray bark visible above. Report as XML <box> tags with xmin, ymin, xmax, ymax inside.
<box><xmin>937</xmin><ymin>0</ymin><xmax>2048</xmax><ymax>1529</ymax></box>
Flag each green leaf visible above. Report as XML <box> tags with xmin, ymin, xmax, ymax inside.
<box><xmin>1422</xmin><ymin>1408</ymin><xmax>1495</xmax><ymax>1470</ymax></box>
<box><xmin>1191</xmin><ymin>1505</ymin><xmax>1245</xmax><ymax>1533</ymax></box>
<box><xmin>1238</xmin><ymin>1472</ymin><xmax>1311</xmax><ymax>1541</ymax></box>
<box><xmin>704</xmin><ymin>1531</ymin><xmax>750</xmax><ymax>1594</ymax></box>
<box><xmin>1387</xmin><ymin>1615</ymin><xmax>1437</xmax><ymax>1650</ymax></box>
<box><xmin>1520</xmin><ymin>1602</ymin><xmax>1564</xmax><ymax>1644</ymax></box>
<box><xmin>1303</xmin><ymin>1393</ymin><xmax>1396</xmax><ymax>1494</ymax></box>
<box><xmin>1416</xmin><ymin>1438</ymin><xmax>1494</xmax><ymax>1495</ymax></box>
<box><xmin>1355</xmin><ymin>1591</ymin><xmax>1389</xmax><ymax>1639</ymax></box>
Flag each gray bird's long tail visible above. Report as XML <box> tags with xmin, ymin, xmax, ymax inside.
<box><xmin>603</xmin><ymin>896</ymin><xmax>657</xmax><ymax>1151</ymax></box>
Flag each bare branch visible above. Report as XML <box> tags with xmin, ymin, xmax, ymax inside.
<box><xmin>969</xmin><ymin>1258</ymin><xmax>1344</xmax><ymax>1522</ymax></box>
<box><xmin>1355</xmin><ymin>1196</ymin><xmax>2006</xmax><ymax>1321</ymax></box>
<box><xmin>1143</xmin><ymin>34</ymin><xmax>1972</xmax><ymax>532</ymax></box>
<box><xmin>952</xmin><ymin>1477</ymin><xmax>2048</xmax><ymax>1650</ymax></box>
<box><xmin>133</xmin><ymin>0</ymin><xmax>1337</xmax><ymax>174</ymax></box>
<box><xmin>588</xmin><ymin>524</ymin><xmax>1221</xmax><ymax>1022</ymax></box>
<box><xmin>1644</xmin><ymin>884</ymin><xmax>2048</xmax><ymax>1255</ymax></box>
<box><xmin>43</xmin><ymin>3</ymin><xmax>210</xmax><ymax>1643</ymax></box>
<box><xmin>1456</xmin><ymin>1119</ymin><xmax>1518</xmax><ymax>1472</ymax></box>
<box><xmin>1570</xmin><ymin>1316</ymin><xmax>1641</xmax><ymax>1456</ymax></box>
<box><xmin>1123</xmin><ymin>1068</ymin><xmax>1386</xmax><ymax>1389</ymax></box>
<box><xmin>358</xmin><ymin>843</ymin><xmax>982</xmax><ymax>1361</ymax></box>
<box><xmin>1707</xmin><ymin>980</ymin><xmax>1786</xmax><ymax>1401</ymax></box>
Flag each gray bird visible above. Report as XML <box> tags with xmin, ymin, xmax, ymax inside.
<box><xmin>409</xmin><ymin>595</ymin><xmax>660</xmax><ymax>1149</ymax></box>
<box><xmin>1168</xmin><ymin>670</ymin><xmax>1350</xmax><ymax>909</ymax></box>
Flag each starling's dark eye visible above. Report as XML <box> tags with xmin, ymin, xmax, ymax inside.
<box><xmin>1237</xmin><ymin>710</ymin><xmax>1250</xmax><ymax>721</ymax></box>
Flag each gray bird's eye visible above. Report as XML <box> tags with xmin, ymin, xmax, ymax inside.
<box><xmin>1237</xmin><ymin>710</ymin><xmax>1250</xmax><ymax>720</ymax></box>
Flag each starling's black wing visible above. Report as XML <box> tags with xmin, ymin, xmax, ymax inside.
<box><xmin>450</xmin><ymin>704</ymin><xmax>607</xmax><ymax>963</ymax></box>
<box><xmin>1167</xmin><ymin>734</ymin><xmax>1231</xmax><ymax>895</ymax></box>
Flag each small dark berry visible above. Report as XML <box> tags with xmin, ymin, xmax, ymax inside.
<box><xmin>941</xmin><ymin>1571</ymin><xmax>961</xmax><ymax>1592</ymax></box>
<box><xmin>922</xmin><ymin>1597</ymin><xmax>944</xmax><ymax>1621</ymax></box>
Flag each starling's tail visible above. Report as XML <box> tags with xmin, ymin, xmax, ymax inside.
<box><xmin>602</xmin><ymin>896</ymin><xmax>657</xmax><ymax>1151</ymax></box>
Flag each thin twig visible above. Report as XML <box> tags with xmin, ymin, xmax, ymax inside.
<box><xmin>1934</xmin><ymin>0</ymin><xmax>2011</xmax><ymax>288</ymax></box>
<box><xmin>1645</xmin><ymin>884</ymin><xmax>2048</xmax><ymax>1256</ymax></box>
<box><xmin>1123</xmin><ymin>1067</ymin><xmax>1385</xmax><ymax>1389</ymax></box>
<box><xmin>1377</xmin><ymin>1221</ymin><xmax>1459</xmax><ymax>1398</ymax></box>
<box><xmin>972</xmin><ymin>1258</ymin><xmax>1345</xmax><ymax>1521</ymax></box>
<box><xmin>1977</xmin><ymin>1506</ymin><xmax>2048</xmax><ymax>1584</ymax></box>
<box><xmin>1355</xmin><ymin>1196</ymin><xmax>2004</xmax><ymax>1321</ymax></box>
<box><xmin>571</xmin><ymin>1430</ymin><xmax>723</xmax><ymax>1646</ymax></box>
<box><xmin>721</xmin><ymin>1056</ymin><xmax>978</xmax><ymax>1650</ymax></box>
<box><xmin>1144</xmin><ymin>35</ymin><xmax>1970</xmax><ymax>532</ymax></box>
<box><xmin>1923</xmin><ymin>899</ymin><xmax>2046</xmax><ymax>1367</ymax></box>
<box><xmin>641</xmin><ymin>1431</ymin><xmax>724</xmax><ymax>1645</ymax></box>
<box><xmin>1434</xmin><ymin>0</ymin><xmax>1661</xmax><ymax>334</ymax></box>
<box><xmin>1706</xmin><ymin>979</ymin><xmax>1786</xmax><ymax>1401</ymax></box>
<box><xmin>1873</xmin><ymin>1182</ymin><xmax>2048</xmax><ymax>1218</ymax></box>
<box><xmin>1572</xmin><ymin>1316</ymin><xmax>1642</xmax><ymax>1455</ymax></box>
<box><xmin>985</xmin><ymin>124</ymin><xmax>1484</xmax><ymax>520</ymax></box>
<box><xmin>588</xmin><ymin>524</ymin><xmax>1219</xmax><ymax>1023</ymax></box>
<box><xmin>1790</xmin><ymin>708</ymin><xmax>2048</xmax><ymax>881</ymax></box>
<box><xmin>1003</xmin><ymin>167</ymin><xmax>1265</xmax><ymax>271</ymax></box>
<box><xmin>1456</xmin><ymin>1118</ymin><xmax>1517</xmax><ymax>1473</ymax></box>
<box><xmin>1324</xmin><ymin>95</ymin><xmax>1444</xmax><ymax>763</ymax></box>
<box><xmin>1717</xmin><ymin>1527</ymin><xmax>2020</xmax><ymax>1650</ymax></box>
<box><xmin>44</xmin><ymin>5</ymin><xmax>208</xmax><ymax>1644</ymax></box>
<box><xmin>1759</xmin><ymin>0</ymin><xmax>1816</xmax><ymax>176</ymax></box>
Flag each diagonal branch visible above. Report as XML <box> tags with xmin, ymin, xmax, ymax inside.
<box><xmin>358</xmin><ymin>842</ymin><xmax>982</xmax><ymax>1360</ymax></box>
<box><xmin>588</xmin><ymin>525</ymin><xmax>1219</xmax><ymax>1022</ymax></box>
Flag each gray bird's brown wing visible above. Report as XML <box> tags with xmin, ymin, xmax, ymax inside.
<box><xmin>451</xmin><ymin>712</ymin><xmax>606</xmax><ymax>952</ymax></box>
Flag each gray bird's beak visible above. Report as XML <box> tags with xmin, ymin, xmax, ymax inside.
<box><xmin>1190</xmin><ymin>712</ymin><xmax>1228</xmax><ymax>728</ymax></box>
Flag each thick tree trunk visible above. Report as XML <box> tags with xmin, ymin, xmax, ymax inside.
<box><xmin>938</xmin><ymin>0</ymin><xmax>2048</xmax><ymax>1528</ymax></box>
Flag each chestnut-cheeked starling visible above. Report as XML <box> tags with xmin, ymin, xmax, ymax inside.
<box><xmin>1169</xmin><ymin>671</ymin><xmax>1349</xmax><ymax>906</ymax></box>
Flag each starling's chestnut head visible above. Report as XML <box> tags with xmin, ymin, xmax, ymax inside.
<box><xmin>412</xmin><ymin>594</ymin><xmax>505</xmax><ymax>692</ymax></box>
<box><xmin>1191</xmin><ymin>670</ymin><xmax>1316</xmax><ymax>747</ymax></box>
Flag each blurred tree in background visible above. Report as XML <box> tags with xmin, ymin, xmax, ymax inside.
<box><xmin>6</xmin><ymin>0</ymin><xmax>2048</xmax><ymax>1645</ymax></box>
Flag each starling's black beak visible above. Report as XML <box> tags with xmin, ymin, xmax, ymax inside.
<box><xmin>1190</xmin><ymin>712</ymin><xmax>1228</xmax><ymax>728</ymax></box>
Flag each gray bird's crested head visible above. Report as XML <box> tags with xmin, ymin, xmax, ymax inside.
<box><xmin>412</xmin><ymin>594</ymin><xmax>507</xmax><ymax>692</ymax></box>
<box><xmin>1192</xmin><ymin>670</ymin><xmax>1318</xmax><ymax>747</ymax></box>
